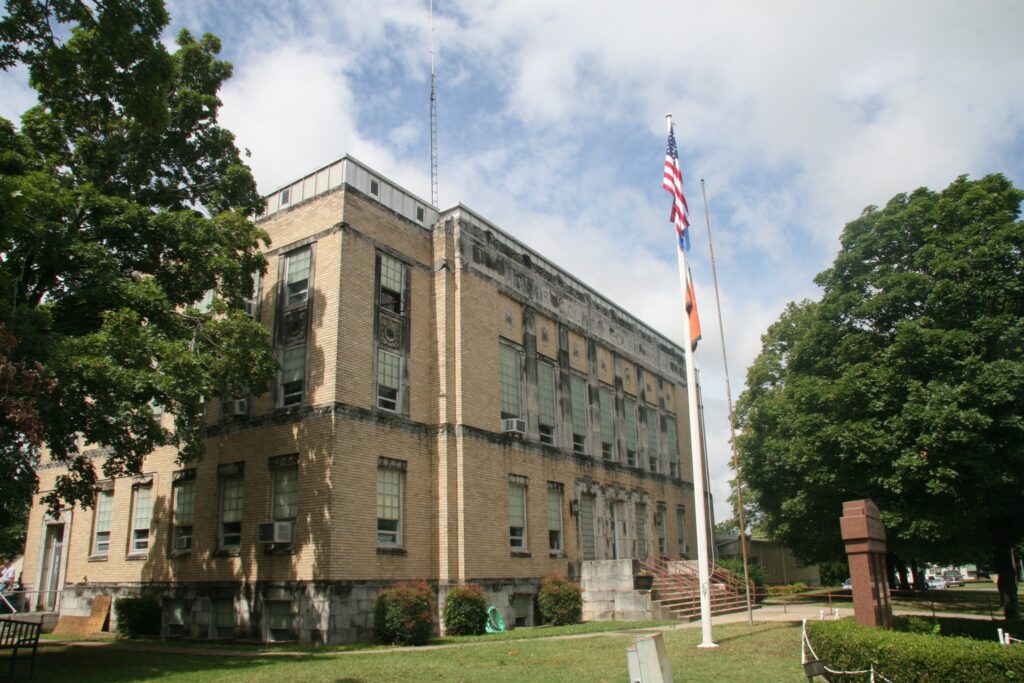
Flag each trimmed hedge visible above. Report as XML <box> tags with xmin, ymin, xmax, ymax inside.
<box><xmin>443</xmin><ymin>584</ymin><xmax>488</xmax><ymax>636</ymax></box>
<box><xmin>895</xmin><ymin>615</ymin><xmax>1024</xmax><ymax>642</ymax></box>
<box><xmin>806</xmin><ymin>618</ymin><xmax>1024</xmax><ymax>683</ymax></box>
<box><xmin>372</xmin><ymin>582</ymin><xmax>434</xmax><ymax>646</ymax></box>
<box><xmin>536</xmin><ymin>575</ymin><xmax>582</xmax><ymax>626</ymax></box>
<box><xmin>114</xmin><ymin>596</ymin><xmax>161</xmax><ymax>637</ymax></box>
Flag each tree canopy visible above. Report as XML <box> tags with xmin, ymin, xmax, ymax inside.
<box><xmin>0</xmin><ymin>0</ymin><xmax>277</xmax><ymax>520</ymax></box>
<box><xmin>736</xmin><ymin>174</ymin><xmax>1024</xmax><ymax>616</ymax></box>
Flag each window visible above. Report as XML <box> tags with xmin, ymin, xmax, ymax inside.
<box><xmin>666</xmin><ymin>415</ymin><xmax>679</xmax><ymax>478</ymax></box>
<box><xmin>598</xmin><ymin>387</ymin><xmax>614</xmax><ymax>460</ymax></box>
<box><xmin>214</xmin><ymin>600</ymin><xmax>235</xmax><ymax>639</ymax></box>
<box><xmin>369</xmin><ymin>177</ymin><xmax>380</xmax><ymax>196</ymax></box>
<box><xmin>280</xmin><ymin>345</ymin><xmax>306</xmax><ymax>407</ymax></box>
<box><xmin>676</xmin><ymin>506</ymin><xmax>687</xmax><ymax>557</ymax></box>
<box><xmin>623</xmin><ymin>397</ymin><xmax>638</xmax><ymax>466</ymax></box>
<box><xmin>172</xmin><ymin>475</ymin><xmax>196</xmax><ymax>552</ymax></box>
<box><xmin>547</xmin><ymin>484</ymin><xmax>563</xmax><ymax>552</ymax></box>
<box><xmin>416</xmin><ymin>205</ymin><xmax>425</xmax><ymax>222</ymax></box>
<box><xmin>378</xmin><ymin>253</ymin><xmax>406</xmax><ymax>314</ymax></box>
<box><xmin>219</xmin><ymin>473</ymin><xmax>244</xmax><ymax>550</ymax></box>
<box><xmin>92</xmin><ymin>488</ymin><xmax>114</xmax><ymax>556</ymax></box>
<box><xmin>656</xmin><ymin>505</ymin><xmax>667</xmax><ymax>556</ymax></box>
<box><xmin>243</xmin><ymin>270</ymin><xmax>261</xmax><ymax>319</ymax></box>
<box><xmin>636</xmin><ymin>503</ymin><xmax>648</xmax><ymax>559</ymax></box>
<box><xmin>376</xmin><ymin>349</ymin><xmax>402</xmax><ymax>411</ymax></box>
<box><xmin>265</xmin><ymin>601</ymin><xmax>295</xmax><ymax>641</ymax></box>
<box><xmin>377</xmin><ymin>463</ymin><xmax>404</xmax><ymax>546</ymax></box>
<box><xmin>509</xmin><ymin>478</ymin><xmax>527</xmax><ymax>550</ymax></box>
<box><xmin>280</xmin><ymin>188</ymin><xmax>290</xmax><ymax>206</ymax></box>
<box><xmin>284</xmin><ymin>246</ymin><xmax>311</xmax><ymax>306</ymax></box>
<box><xmin>645</xmin><ymin>407</ymin><xmax>660</xmax><ymax>473</ymax></box>
<box><xmin>537</xmin><ymin>361</ymin><xmax>557</xmax><ymax>445</ymax></box>
<box><xmin>196</xmin><ymin>288</ymin><xmax>215</xmax><ymax>313</ymax></box>
<box><xmin>130</xmin><ymin>481</ymin><xmax>153</xmax><ymax>554</ymax></box>
<box><xmin>570</xmin><ymin>374</ymin><xmax>587</xmax><ymax>454</ymax></box>
<box><xmin>579</xmin><ymin>493</ymin><xmax>596</xmax><ymax>561</ymax></box>
<box><xmin>272</xmin><ymin>467</ymin><xmax>298</xmax><ymax>522</ymax></box>
<box><xmin>499</xmin><ymin>343</ymin><xmax>521</xmax><ymax>419</ymax></box>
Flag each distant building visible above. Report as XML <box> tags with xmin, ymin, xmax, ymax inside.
<box><xmin>717</xmin><ymin>534</ymin><xmax>820</xmax><ymax>587</ymax></box>
<box><xmin>24</xmin><ymin>156</ymin><xmax>705</xmax><ymax>643</ymax></box>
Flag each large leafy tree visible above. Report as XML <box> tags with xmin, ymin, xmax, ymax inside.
<box><xmin>0</xmin><ymin>0</ymin><xmax>277</xmax><ymax>519</ymax></box>
<box><xmin>736</xmin><ymin>174</ymin><xmax>1024</xmax><ymax>618</ymax></box>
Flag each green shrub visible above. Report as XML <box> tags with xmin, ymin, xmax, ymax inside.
<box><xmin>113</xmin><ymin>596</ymin><xmax>161</xmax><ymax>637</ymax></box>
<box><xmin>372</xmin><ymin>582</ymin><xmax>434</xmax><ymax>645</ymax></box>
<box><xmin>536</xmin><ymin>575</ymin><xmax>582</xmax><ymax>626</ymax></box>
<box><xmin>443</xmin><ymin>584</ymin><xmax>488</xmax><ymax>636</ymax></box>
<box><xmin>716</xmin><ymin>558</ymin><xmax>765</xmax><ymax>586</ymax></box>
<box><xmin>807</xmin><ymin>618</ymin><xmax>1024</xmax><ymax>683</ymax></box>
<box><xmin>894</xmin><ymin>615</ymin><xmax>1024</xmax><ymax>642</ymax></box>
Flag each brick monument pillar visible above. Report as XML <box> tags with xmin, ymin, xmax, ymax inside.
<box><xmin>839</xmin><ymin>499</ymin><xmax>892</xmax><ymax>628</ymax></box>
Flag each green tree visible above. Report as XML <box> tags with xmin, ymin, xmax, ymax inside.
<box><xmin>736</xmin><ymin>175</ymin><xmax>1024</xmax><ymax>618</ymax></box>
<box><xmin>0</xmin><ymin>0</ymin><xmax>276</xmax><ymax>515</ymax></box>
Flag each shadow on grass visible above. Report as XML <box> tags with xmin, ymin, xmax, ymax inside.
<box><xmin>2</xmin><ymin>642</ymin><xmax>318</xmax><ymax>683</ymax></box>
<box><xmin>708</xmin><ymin>621</ymin><xmax>797</xmax><ymax>646</ymax></box>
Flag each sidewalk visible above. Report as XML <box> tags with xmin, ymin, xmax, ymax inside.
<box><xmin>43</xmin><ymin>603</ymin><xmax>999</xmax><ymax>658</ymax></box>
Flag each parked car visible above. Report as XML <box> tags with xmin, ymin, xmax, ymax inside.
<box><xmin>926</xmin><ymin>577</ymin><xmax>947</xmax><ymax>590</ymax></box>
<box><xmin>942</xmin><ymin>570</ymin><xmax>965</xmax><ymax>587</ymax></box>
<box><xmin>842</xmin><ymin>578</ymin><xmax>852</xmax><ymax>590</ymax></box>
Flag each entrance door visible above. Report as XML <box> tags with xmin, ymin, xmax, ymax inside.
<box><xmin>38</xmin><ymin>524</ymin><xmax>64</xmax><ymax>610</ymax></box>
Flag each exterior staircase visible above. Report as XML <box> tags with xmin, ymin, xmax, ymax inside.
<box><xmin>639</xmin><ymin>557</ymin><xmax>756</xmax><ymax>621</ymax></box>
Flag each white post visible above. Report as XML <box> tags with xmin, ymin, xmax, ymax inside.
<box><xmin>667</xmin><ymin>114</ymin><xmax>716</xmax><ymax>649</ymax></box>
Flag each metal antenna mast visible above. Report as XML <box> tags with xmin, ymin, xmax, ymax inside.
<box><xmin>429</xmin><ymin>0</ymin><xmax>438</xmax><ymax>207</ymax></box>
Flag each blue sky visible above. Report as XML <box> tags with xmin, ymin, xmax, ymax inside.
<box><xmin>3</xmin><ymin>0</ymin><xmax>1023</xmax><ymax>521</ymax></box>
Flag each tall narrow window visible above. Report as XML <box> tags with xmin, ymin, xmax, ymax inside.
<box><xmin>280</xmin><ymin>346</ymin><xmax>306</xmax><ymax>407</ymax></box>
<box><xmin>376</xmin><ymin>349</ymin><xmax>402</xmax><ymax>411</ymax></box>
<box><xmin>598</xmin><ymin>387</ymin><xmax>614</xmax><ymax>460</ymax></box>
<box><xmin>172</xmin><ymin>473</ymin><xmax>196</xmax><ymax>552</ymax></box>
<box><xmin>570</xmin><ymin>374</ymin><xmax>587</xmax><ymax>454</ymax></box>
<box><xmin>92</xmin><ymin>488</ymin><xmax>114</xmax><ymax>557</ymax></box>
<box><xmin>284</xmin><ymin>247</ymin><xmax>311</xmax><ymax>306</ymax></box>
<box><xmin>579</xmin><ymin>493</ymin><xmax>596</xmax><ymax>561</ymax></box>
<box><xmin>537</xmin><ymin>361</ymin><xmax>557</xmax><ymax>445</ymax></box>
<box><xmin>378</xmin><ymin>254</ymin><xmax>406</xmax><ymax>314</ymax></box>
<box><xmin>666</xmin><ymin>415</ymin><xmax>679</xmax><ymax>478</ymax></box>
<box><xmin>509</xmin><ymin>478</ymin><xmax>527</xmax><ymax>550</ymax></box>
<box><xmin>547</xmin><ymin>484</ymin><xmax>564</xmax><ymax>553</ymax></box>
<box><xmin>676</xmin><ymin>506</ymin><xmax>687</xmax><ymax>557</ymax></box>
<box><xmin>377</xmin><ymin>459</ymin><xmax>405</xmax><ymax>547</ymax></box>
<box><xmin>635</xmin><ymin>503</ymin><xmax>648</xmax><ymax>559</ymax></box>
<box><xmin>130</xmin><ymin>481</ymin><xmax>153</xmax><ymax>554</ymax></box>
<box><xmin>624</xmin><ymin>397</ymin><xmax>638</xmax><ymax>467</ymax></box>
<box><xmin>272</xmin><ymin>467</ymin><xmax>299</xmax><ymax>522</ymax></box>
<box><xmin>499</xmin><ymin>343</ymin><xmax>521</xmax><ymax>419</ymax></box>
<box><xmin>645</xmin><ymin>407</ymin><xmax>660</xmax><ymax>473</ymax></box>
<box><xmin>219</xmin><ymin>472</ymin><xmax>244</xmax><ymax>550</ymax></box>
<box><xmin>656</xmin><ymin>504</ymin><xmax>667</xmax><ymax>556</ymax></box>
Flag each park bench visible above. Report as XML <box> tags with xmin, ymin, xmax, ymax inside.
<box><xmin>0</xmin><ymin>617</ymin><xmax>41</xmax><ymax>681</ymax></box>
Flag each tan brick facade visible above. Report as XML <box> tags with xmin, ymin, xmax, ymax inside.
<box><xmin>22</xmin><ymin>157</ymin><xmax>707</xmax><ymax>643</ymax></box>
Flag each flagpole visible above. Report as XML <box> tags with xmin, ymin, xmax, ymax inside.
<box><xmin>700</xmin><ymin>179</ymin><xmax>754</xmax><ymax>625</ymax></box>
<box><xmin>666</xmin><ymin>114</ymin><xmax>716</xmax><ymax>649</ymax></box>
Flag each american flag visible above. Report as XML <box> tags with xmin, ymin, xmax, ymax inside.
<box><xmin>662</xmin><ymin>124</ymin><xmax>690</xmax><ymax>251</ymax></box>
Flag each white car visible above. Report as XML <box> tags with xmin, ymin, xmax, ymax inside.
<box><xmin>926</xmin><ymin>577</ymin><xmax>947</xmax><ymax>590</ymax></box>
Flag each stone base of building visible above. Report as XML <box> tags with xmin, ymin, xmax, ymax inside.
<box><xmin>580</xmin><ymin>559</ymin><xmax>654</xmax><ymax>621</ymax></box>
<box><xmin>58</xmin><ymin>578</ymin><xmax>547</xmax><ymax>644</ymax></box>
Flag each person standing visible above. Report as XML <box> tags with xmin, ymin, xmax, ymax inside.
<box><xmin>0</xmin><ymin>560</ymin><xmax>15</xmax><ymax>593</ymax></box>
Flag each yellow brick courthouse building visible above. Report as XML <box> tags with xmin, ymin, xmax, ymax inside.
<box><xmin>23</xmin><ymin>156</ymin><xmax>704</xmax><ymax>643</ymax></box>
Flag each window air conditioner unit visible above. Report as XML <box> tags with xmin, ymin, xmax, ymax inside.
<box><xmin>174</xmin><ymin>535</ymin><xmax>192</xmax><ymax>551</ymax></box>
<box><xmin>501</xmin><ymin>418</ymin><xmax>526</xmax><ymax>435</ymax></box>
<box><xmin>242</xmin><ymin>299</ymin><xmax>258</xmax><ymax>318</ymax></box>
<box><xmin>257</xmin><ymin>521</ymin><xmax>294</xmax><ymax>544</ymax></box>
<box><xmin>222</xmin><ymin>397</ymin><xmax>249</xmax><ymax>417</ymax></box>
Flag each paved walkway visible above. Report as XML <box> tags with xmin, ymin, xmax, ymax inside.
<box><xmin>42</xmin><ymin>603</ymin><xmax>999</xmax><ymax>659</ymax></box>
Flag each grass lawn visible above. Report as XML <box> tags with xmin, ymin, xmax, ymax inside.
<box><xmin>16</xmin><ymin>621</ymin><xmax>808</xmax><ymax>682</ymax></box>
